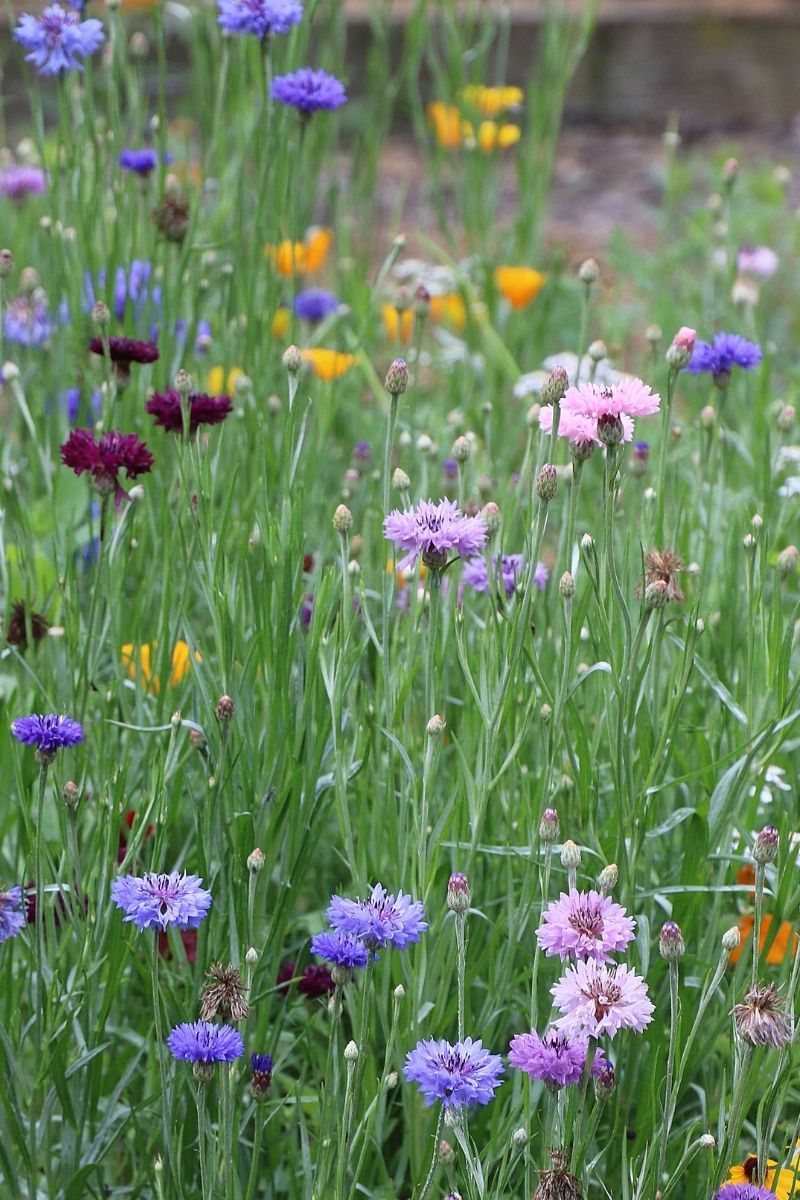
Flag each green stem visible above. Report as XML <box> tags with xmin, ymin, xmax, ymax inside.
<box><xmin>656</xmin><ymin>960</ymin><xmax>681</xmax><ymax>1185</ymax></box>
<box><xmin>196</xmin><ymin>1083</ymin><xmax>211</xmax><ymax>1200</ymax></box>
<box><xmin>418</xmin><ymin>1107</ymin><xmax>445</xmax><ymax>1200</ymax></box>
<box><xmin>455</xmin><ymin>911</ymin><xmax>467</xmax><ymax>1043</ymax></box>
<box><xmin>425</xmin><ymin>570</ymin><xmax>442</xmax><ymax>720</ymax></box>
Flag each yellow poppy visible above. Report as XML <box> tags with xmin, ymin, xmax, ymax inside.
<box><xmin>729</xmin><ymin>913</ymin><xmax>798</xmax><ymax>966</ymax></box>
<box><xmin>429</xmin><ymin>293</ymin><xmax>467</xmax><ymax>332</ymax></box>
<box><xmin>727</xmin><ymin>1153</ymin><xmax>800</xmax><ymax>1198</ymax></box>
<box><xmin>474</xmin><ymin>121</ymin><xmax>521</xmax><ymax>153</ymax></box>
<box><xmin>382</xmin><ymin>304</ymin><xmax>414</xmax><ymax>344</ymax></box>
<box><xmin>121</xmin><ymin>640</ymin><xmax>201</xmax><ymax>696</ymax></box>
<box><xmin>206</xmin><ymin>366</ymin><xmax>245</xmax><ymax>394</ymax></box>
<box><xmin>460</xmin><ymin>84</ymin><xmax>524</xmax><ymax>117</ymax></box>
<box><xmin>265</xmin><ymin>227</ymin><xmax>333</xmax><ymax>277</ymax></box>
<box><xmin>494</xmin><ymin>266</ymin><xmax>547</xmax><ymax>309</ymax></box>
<box><xmin>426</xmin><ymin>102</ymin><xmax>464</xmax><ymax>149</ymax></box>
<box><xmin>271</xmin><ymin>308</ymin><xmax>291</xmax><ymax>339</ymax></box>
<box><xmin>301</xmin><ymin>348</ymin><xmax>357</xmax><ymax>380</ymax></box>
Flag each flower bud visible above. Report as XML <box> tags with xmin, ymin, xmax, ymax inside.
<box><xmin>722</xmin><ymin>925</ymin><xmax>741</xmax><ymax>952</ymax></box>
<box><xmin>385</xmin><ymin>1070</ymin><xmax>399</xmax><ymax>1088</ymax></box>
<box><xmin>452</xmin><ymin>435</ymin><xmax>472</xmax><ymax>463</ymax></box>
<box><xmin>560</xmin><ymin>839</ymin><xmax>581</xmax><ymax>870</ymax></box>
<box><xmin>170</xmin><ymin>710</ymin><xmax>182</xmax><ymax>728</ymax></box>
<box><xmin>777</xmin><ymin>545</ymin><xmax>798</xmax><ymax>578</ymax></box>
<box><xmin>594</xmin><ymin>1061</ymin><xmax>616</xmax><ymax>1098</ymax></box>
<box><xmin>344</xmin><ymin>1041</ymin><xmax>359</xmax><ymax>1062</ymax></box>
<box><xmin>753</xmin><ymin>825</ymin><xmax>779</xmax><ymax>865</ymax></box>
<box><xmin>722</xmin><ymin>157</ymin><xmax>739</xmax><ymax>186</ymax></box>
<box><xmin>587</xmin><ymin>339</ymin><xmax>606</xmax><ymax>363</ymax></box>
<box><xmin>174</xmin><ymin>368</ymin><xmax>192</xmax><ymax>397</ymax></box>
<box><xmin>393</xmin><ymin>983</ymin><xmax>405</xmax><ymax>1001</ymax></box>
<box><xmin>597</xmin><ymin>863</ymin><xmax>618</xmax><ymax>895</ymax></box>
<box><xmin>580</xmin><ymin>533</ymin><xmax>594</xmax><ymax>554</ymax></box>
<box><xmin>512</xmin><ymin>1128</ymin><xmax>527</xmax><ymax>1148</ymax></box>
<box><xmin>247</xmin><ymin>847</ymin><xmax>265</xmax><ymax>873</ymax></box>
<box><xmin>246</xmin><ymin>946</ymin><xmax>259</xmax><ymax>965</ymax></box>
<box><xmin>539</xmin><ymin>703</ymin><xmax>552</xmax><ymax>725</ymax></box>
<box><xmin>333</xmin><ymin>504</ymin><xmax>353</xmax><ymax>534</ymax></box>
<box><xmin>645</xmin><ymin>324</ymin><xmax>662</xmax><ymax>346</ymax></box>
<box><xmin>0</xmin><ymin>249</ymin><xmax>14</xmax><ymax>278</ymax></box>
<box><xmin>559</xmin><ymin>571</ymin><xmax>575</xmax><ymax>600</ymax></box>
<box><xmin>539</xmin><ymin>807</ymin><xmax>559</xmax><ymax>843</ymax></box>
<box><xmin>92</xmin><ymin>301</ymin><xmax>110</xmax><ymax>327</ymax></box>
<box><xmin>644</xmin><ymin>580</ymin><xmax>669</xmax><ymax>610</ymax></box>
<box><xmin>481</xmin><ymin>501</ymin><xmax>501</xmax><ymax>534</ymax></box>
<box><xmin>541</xmin><ymin>367</ymin><xmax>569</xmax><ymax>407</ymax></box>
<box><xmin>282</xmin><ymin>345</ymin><xmax>303</xmax><ymax>374</ymax></box>
<box><xmin>438</xmin><ymin>1141</ymin><xmax>455</xmax><ymax>1164</ymax></box>
<box><xmin>700</xmin><ymin>405</ymin><xmax>716</xmax><ymax>430</ymax></box>
<box><xmin>659</xmin><ymin>920</ymin><xmax>685</xmax><ymax>961</ymax></box>
<box><xmin>63</xmin><ymin>780</ymin><xmax>80</xmax><ymax>807</ymax></box>
<box><xmin>536</xmin><ymin>463</ymin><xmax>558</xmax><ymax>501</ymax></box>
<box><xmin>426</xmin><ymin>713</ymin><xmax>446</xmax><ymax>737</ymax></box>
<box><xmin>392</xmin><ymin>467</ymin><xmax>411</xmax><ymax>492</ymax></box>
<box><xmin>597</xmin><ymin>413</ymin><xmax>624</xmax><ymax>446</ymax></box>
<box><xmin>777</xmin><ymin>404</ymin><xmax>796</xmax><ymax>432</ymax></box>
<box><xmin>698</xmin><ymin>1134</ymin><xmax>716</xmax><ymax>1150</ymax></box>
<box><xmin>189</xmin><ymin>729</ymin><xmax>205</xmax><ymax>750</ymax></box>
<box><xmin>742</xmin><ymin>533</ymin><xmax>756</xmax><ymax>555</ymax></box>
<box><xmin>578</xmin><ymin>257</ymin><xmax>599</xmax><ymax>284</ymax></box>
<box><xmin>216</xmin><ymin>694</ymin><xmax>235</xmax><ymax>723</ymax></box>
<box><xmin>446</xmin><ymin>873</ymin><xmax>471</xmax><ymax>913</ymax></box>
<box><xmin>385</xmin><ymin>358</ymin><xmax>409</xmax><ymax>396</ymax></box>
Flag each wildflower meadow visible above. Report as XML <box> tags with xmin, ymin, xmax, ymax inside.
<box><xmin>1</xmin><ymin>0</ymin><xmax>799</xmax><ymax>1197</ymax></box>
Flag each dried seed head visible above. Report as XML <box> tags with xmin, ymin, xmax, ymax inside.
<box><xmin>534</xmin><ymin>1148</ymin><xmax>583</xmax><ymax>1200</ymax></box>
<box><xmin>638</xmin><ymin>548</ymin><xmax>685</xmax><ymax>605</ymax></box>
<box><xmin>200</xmin><ymin>963</ymin><xmax>251</xmax><ymax>1021</ymax></box>
<box><xmin>732</xmin><ymin>983</ymin><xmax>792</xmax><ymax>1048</ymax></box>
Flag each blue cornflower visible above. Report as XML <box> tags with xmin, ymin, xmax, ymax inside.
<box><xmin>217</xmin><ymin>0</ymin><xmax>302</xmax><ymax>38</ymax></box>
<box><xmin>63</xmin><ymin>387</ymin><xmax>102</xmax><ymax>424</ymax></box>
<box><xmin>167</xmin><ymin>1021</ymin><xmax>244</xmax><ymax>1063</ymax></box>
<box><xmin>11</xmin><ymin>714</ymin><xmax>84</xmax><ymax>760</ymax></box>
<box><xmin>327</xmin><ymin>883</ymin><xmax>427</xmax><ymax>951</ymax></box>
<box><xmin>14</xmin><ymin>5</ymin><xmax>104</xmax><ymax>76</ymax></box>
<box><xmin>119</xmin><ymin>148</ymin><xmax>173</xmax><ymax>176</ymax></box>
<box><xmin>716</xmin><ymin>1188</ymin><xmax>777</xmax><ymax>1200</ymax></box>
<box><xmin>0</xmin><ymin>886</ymin><xmax>26</xmax><ymax>944</ymax></box>
<box><xmin>271</xmin><ymin>68</ymin><xmax>347</xmax><ymax>114</ymax></box>
<box><xmin>404</xmin><ymin>1036</ymin><xmax>504</xmax><ymax>1109</ymax></box>
<box><xmin>687</xmin><ymin>332</ymin><xmax>762</xmax><ymax>385</ymax></box>
<box><xmin>294</xmin><ymin>288</ymin><xmax>339</xmax><ymax>323</ymax></box>
<box><xmin>110</xmin><ymin>871</ymin><xmax>212</xmax><ymax>932</ymax></box>
<box><xmin>310</xmin><ymin>930</ymin><xmax>369</xmax><ymax>969</ymax></box>
<box><xmin>4</xmin><ymin>296</ymin><xmax>52</xmax><ymax>347</ymax></box>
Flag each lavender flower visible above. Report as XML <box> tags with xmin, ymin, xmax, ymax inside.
<box><xmin>0</xmin><ymin>886</ymin><xmax>26</xmax><ymax>943</ymax></box>
<box><xmin>552</xmin><ymin>961</ymin><xmax>654</xmax><ymax>1039</ymax></box>
<box><xmin>110</xmin><ymin>871</ymin><xmax>212</xmax><ymax>932</ymax></box>
<box><xmin>536</xmin><ymin>889</ymin><xmax>636</xmax><ymax>963</ymax></box>
<box><xmin>167</xmin><ymin>1021</ymin><xmax>244</xmax><ymax>1062</ymax></box>
<box><xmin>294</xmin><ymin>288</ymin><xmax>340</xmax><ymax>322</ymax></box>
<box><xmin>688</xmin><ymin>332</ymin><xmax>762</xmax><ymax>385</ymax></box>
<box><xmin>271</xmin><ymin>68</ymin><xmax>347</xmax><ymax>113</ymax></box>
<box><xmin>11</xmin><ymin>714</ymin><xmax>84</xmax><ymax>760</ymax></box>
<box><xmin>462</xmin><ymin>554</ymin><xmax>547</xmax><ymax>598</ymax></box>
<box><xmin>119</xmin><ymin>149</ymin><xmax>173</xmax><ymax>176</ymax></box>
<box><xmin>737</xmin><ymin>246</ymin><xmax>778</xmax><ymax>279</ymax></box>
<box><xmin>14</xmin><ymin>5</ymin><xmax>104</xmax><ymax>75</ymax></box>
<box><xmin>146</xmin><ymin>390</ymin><xmax>233</xmax><ymax>435</ymax></box>
<box><xmin>310</xmin><ymin>930</ymin><xmax>369</xmax><ymax>969</ymax></box>
<box><xmin>716</xmin><ymin>1188</ymin><xmax>777</xmax><ymax>1200</ymax></box>
<box><xmin>508</xmin><ymin>1029</ymin><xmax>610</xmax><ymax>1089</ymax></box>
<box><xmin>4</xmin><ymin>296</ymin><xmax>51</xmax><ymax>347</ymax></box>
<box><xmin>0</xmin><ymin>166</ymin><xmax>46</xmax><ymax>199</ymax></box>
<box><xmin>217</xmin><ymin>0</ymin><xmax>302</xmax><ymax>38</ymax></box>
<box><xmin>327</xmin><ymin>882</ymin><xmax>427</xmax><ymax>950</ymax></box>
<box><xmin>384</xmin><ymin>498</ymin><xmax>486</xmax><ymax>571</ymax></box>
<box><xmin>403</xmin><ymin>1037</ymin><xmax>503</xmax><ymax>1109</ymax></box>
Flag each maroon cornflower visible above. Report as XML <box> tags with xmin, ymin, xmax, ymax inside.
<box><xmin>60</xmin><ymin>428</ymin><xmax>153</xmax><ymax>505</ymax></box>
<box><xmin>146</xmin><ymin>390</ymin><xmax>233</xmax><ymax>435</ymax></box>
<box><xmin>89</xmin><ymin>336</ymin><xmax>159</xmax><ymax>366</ymax></box>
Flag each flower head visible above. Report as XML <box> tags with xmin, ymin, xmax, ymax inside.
<box><xmin>508</xmin><ymin>1029</ymin><xmax>609</xmax><ymax>1089</ymax></box>
<box><xmin>217</xmin><ymin>0</ymin><xmax>302</xmax><ymax>38</ymax></box>
<box><xmin>271</xmin><ymin>68</ymin><xmax>347</xmax><ymax>113</ymax></box>
<box><xmin>119</xmin><ymin>148</ymin><xmax>172</xmax><ymax>176</ymax></box>
<box><xmin>726</xmin><ymin>1152</ymin><xmax>800</xmax><ymax>1200</ymax></box>
<box><xmin>688</xmin><ymin>332</ymin><xmax>762</xmax><ymax>384</ymax></box>
<box><xmin>6</xmin><ymin>602</ymin><xmax>50</xmax><ymax>651</ymax></box>
<box><xmin>494</xmin><ymin>266</ymin><xmax>546</xmax><ymax>309</ymax></box>
<box><xmin>536</xmin><ymin>889</ymin><xmax>636</xmax><ymax>963</ymax></box>
<box><xmin>737</xmin><ymin>246</ymin><xmax>778</xmax><ymax>279</ymax></box>
<box><xmin>61</xmin><ymin>428</ymin><xmax>153</xmax><ymax>504</ymax></box>
<box><xmin>251</xmin><ymin>1052</ymin><xmax>273</xmax><ymax>1098</ymax></box>
<box><xmin>4</xmin><ymin>296</ymin><xmax>51</xmax><ymax>347</ymax></box>
<box><xmin>0</xmin><ymin>886</ymin><xmax>26</xmax><ymax>944</ymax></box>
<box><xmin>732</xmin><ymin>983</ymin><xmax>793</xmax><ymax>1048</ymax></box>
<box><xmin>462</xmin><ymin>554</ymin><xmax>547</xmax><ymax>598</ymax></box>
<box><xmin>717</xmin><ymin>1186</ymin><xmax>778</xmax><ymax>1200</ymax></box>
<box><xmin>146</xmin><ymin>390</ymin><xmax>233</xmax><ymax>435</ymax></box>
<box><xmin>636</xmin><ymin>548</ymin><xmax>684</xmax><ymax>604</ymax></box>
<box><xmin>266</xmin><ymin>227</ymin><xmax>332</xmax><ymax>277</ymax></box>
<box><xmin>310</xmin><ymin>930</ymin><xmax>370</xmax><ymax>969</ymax></box>
<box><xmin>404</xmin><ymin>1036</ymin><xmax>503</xmax><ymax>1109</ymax></box>
<box><xmin>0</xmin><ymin>165</ymin><xmax>46</xmax><ymax>199</ymax></box>
<box><xmin>460</xmin><ymin>84</ymin><xmax>523</xmax><ymax>117</ymax></box>
<box><xmin>551</xmin><ymin>960</ymin><xmax>654</xmax><ymax>1039</ymax></box>
<box><xmin>540</xmin><ymin>377</ymin><xmax>660</xmax><ymax>448</ymax></box>
<box><xmin>88</xmin><ymin>336</ymin><xmax>159</xmax><ymax>366</ymax></box>
<box><xmin>200</xmin><ymin>963</ymin><xmax>251</xmax><ymax>1021</ymax></box>
<box><xmin>301</xmin><ymin>348</ymin><xmax>356</xmax><ymax>379</ymax></box>
<box><xmin>110</xmin><ymin>871</ymin><xmax>212</xmax><ymax>932</ymax></box>
<box><xmin>121</xmin><ymin>640</ymin><xmax>200</xmax><ymax>694</ymax></box>
<box><xmin>384</xmin><ymin>498</ymin><xmax>486</xmax><ymax>571</ymax></box>
<box><xmin>11</xmin><ymin>714</ymin><xmax>83</xmax><ymax>760</ymax></box>
<box><xmin>14</xmin><ymin>5</ymin><xmax>104</xmax><ymax>76</ymax></box>
<box><xmin>294</xmin><ymin>288</ymin><xmax>339</xmax><ymax>322</ymax></box>
<box><xmin>167</xmin><ymin>1021</ymin><xmax>244</xmax><ymax>1063</ymax></box>
<box><xmin>327</xmin><ymin>882</ymin><xmax>427</xmax><ymax>951</ymax></box>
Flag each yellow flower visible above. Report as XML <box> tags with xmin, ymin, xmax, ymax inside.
<box><xmin>121</xmin><ymin>641</ymin><xmax>201</xmax><ymax>696</ymax></box>
<box><xmin>494</xmin><ymin>266</ymin><xmax>547</xmax><ymax>310</ymax></box>
<box><xmin>301</xmin><ymin>348</ymin><xmax>357</xmax><ymax>380</ymax></box>
<box><xmin>727</xmin><ymin>1153</ymin><xmax>800</xmax><ymax>1198</ymax></box>
<box><xmin>460</xmin><ymin>84</ymin><xmax>523</xmax><ymax>117</ymax></box>
<box><xmin>272</xmin><ymin>307</ymin><xmax>291</xmax><ymax>340</ymax></box>
<box><xmin>265</xmin><ymin>227</ymin><xmax>333</xmax><ymax>277</ymax></box>
<box><xmin>429</xmin><ymin>293</ymin><xmax>467</xmax><ymax>332</ymax></box>
<box><xmin>474</xmin><ymin>121</ymin><xmax>521</xmax><ymax>153</ymax></box>
<box><xmin>382</xmin><ymin>304</ymin><xmax>414</xmax><ymax>345</ymax></box>
<box><xmin>207</xmin><ymin>366</ymin><xmax>245</xmax><ymax>394</ymax></box>
<box><xmin>427</xmin><ymin>102</ymin><xmax>464</xmax><ymax>149</ymax></box>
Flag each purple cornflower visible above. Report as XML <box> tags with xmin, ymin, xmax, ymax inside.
<box><xmin>11</xmin><ymin>714</ymin><xmax>84</xmax><ymax>761</ymax></box>
<box><xmin>146</xmin><ymin>390</ymin><xmax>233</xmax><ymax>435</ymax></box>
<box><xmin>61</xmin><ymin>428</ymin><xmax>153</xmax><ymax>504</ymax></box>
<box><xmin>310</xmin><ymin>930</ymin><xmax>369</xmax><ymax>969</ymax></box>
<box><xmin>0</xmin><ymin>886</ymin><xmax>26</xmax><ymax>943</ymax></box>
<box><xmin>251</xmin><ymin>1052</ymin><xmax>273</xmax><ymax>1098</ymax></box>
<box><xmin>110</xmin><ymin>871</ymin><xmax>212</xmax><ymax>932</ymax></box>
<box><xmin>327</xmin><ymin>882</ymin><xmax>427</xmax><ymax>951</ymax></box>
<box><xmin>119</xmin><ymin>148</ymin><xmax>173</xmax><ymax>176</ymax></box>
<box><xmin>462</xmin><ymin>554</ymin><xmax>547</xmax><ymax>598</ymax></box>
<box><xmin>353</xmin><ymin>441</ymin><xmax>371</xmax><ymax>462</ymax></box>
<box><xmin>217</xmin><ymin>0</ymin><xmax>302</xmax><ymax>38</ymax></box>
<box><xmin>271</xmin><ymin>68</ymin><xmax>347</xmax><ymax>114</ymax></box>
<box><xmin>294</xmin><ymin>288</ymin><xmax>340</xmax><ymax>322</ymax></box>
<box><xmin>167</xmin><ymin>1021</ymin><xmax>244</xmax><ymax>1062</ymax></box>
<box><xmin>63</xmin><ymin>388</ymin><xmax>102</xmax><ymax>424</ymax></box>
<box><xmin>442</xmin><ymin>458</ymin><xmax>458</xmax><ymax>480</ymax></box>
<box><xmin>300</xmin><ymin>594</ymin><xmax>314</xmax><ymax>629</ymax></box>
<box><xmin>737</xmin><ymin>246</ymin><xmax>778</xmax><ymax>279</ymax></box>
<box><xmin>687</xmin><ymin>332</ymin><xmax>762</xmax><ymax>386</ymax></box>
<box><xmin>384</xmin><ymin>498</ymin><xmax>486</xmax><ymax>571</ymax></box>
<box><xmin>536</xmin><ymin>889</ymin><xmax>635</xmax><ymax>963</ymax></box>
<box><xmin>716</xmin><ymin>1188</ymin><xmax>776</xmax><ymax>1200</ymax></box>
<box><xmin>508</xmin><ymin>1029</ymin><xmax>610</xmax><ymax>1089</ymax></box>
<box><xmin>551</xmin><ymin>960</ymin><xmax>654</xmax><ymax>1039</ymax></box>
<box><xmin>88</xmin><ymin>336</ymin><xmax>159</xmax><ymax>366</ymax></box>
<box><xmin>404</xmin><ymin>1037</ymin><xmax>503</xmax><ymax>1109</ymax></box>
<box><xmin>14</xmin><ymin>5</ymin><xmax>104</xmax><ymax>75</ymax></box>
<box><xmin>4</xmin><ymin>296</ymin><xmax>51</xmax><ymax>347</ymax></box>
<box><xmin>0</xmin><ymin>165</ymin><xmax>47</xmax><ymax>199</ymax></box>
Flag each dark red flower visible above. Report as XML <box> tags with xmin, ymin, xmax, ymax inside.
<box><xmin>117</xmin><ymin>809</ymin><xmax>156</xmax><ymax>865</ymax></box>
<box><xmin>89</xmin><ymin>336</ymin><xmax>160</xmax><ymax>365</ymax></box>
<box><xmin>25</xmin><ymin>884</ymin><xmax>88</xmax><ymax>927</ymax></box>
<box><xmin>303</xmin><ymin>554</ymin><xmax>315</xmax><ymax>574</ymax></box>
<box><xmin>6</xmin><ymin>601</ymin><xmax>49</xmax><ymax>650</ymax></box>
<box><xmin>146</xmin><ymin>390</ymin><xmax>233</xmax><ymax>435</ymax></box>
<box><xmin>158</xmin><ymin>928</ymin><xmax>198</xmax><ymax>964</ymax></box>
<box><xmin>60</xmin><ymin>428</ymin><xmax>153</xmax><ymax>505</ymax></box>
<box><xmin>298</xmin><ymin>963</ymin><xmax>335</xmax><ymax>998</ymax></box>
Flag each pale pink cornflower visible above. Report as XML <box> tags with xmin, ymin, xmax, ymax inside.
<box><xmin>551</xmin><ymin>960</ymin><xmax>654</xmax><ymax>1039</ymax></box>
<box><xmin>536</xmin><ymin>889</ymin><xmax>635</xmax><ymax>963</ymax></box>
<box><xmin>737</xmin><ymin>246</ymin><xmax>778</xmax><ymax>279</ymax></box>
<box><xmin>539</xmin><ymin>377</ymin><xmax>659</xmax><ymax>446</ymax></box>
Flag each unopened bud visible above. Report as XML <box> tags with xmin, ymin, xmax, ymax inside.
<box><xmin>559</xmin><ymin>571</ymin><xmax>575</xmax><ymax>600</ymax></box>
<box><xmin>777</xmin><ymin>404</ymin><xmax>796</xmax><ymax>432</ymax></box>
<box><xmin>333</xmin><ymin>504</ymin><xmax>353</xmax><ymax>533</ymax></box>
<box><xmin>62</xmin><ymin>780</ymin><xmax>80</xmax><ymax>807</ymax></box>
<box><xmin>578</xmin><ymin>257</ymin><xmax>599</xmax><ymax>285</ymax></box>
<box><xmin>426</xmin><ymin>713</ymin><xmax>446</xmax><ymax>737</ymax></box>
<box><xmin>742</xmin><ymin>533</ymin><xmax>756</xmax><ymax>554</ymax></box>
<box><xmin>753</xmin><ymin>825</ymin><xmax>779</xmax><ymax>865</ymax></box>
<box><xmin>446</xmin><ymin>873</ymin><xmax>471</xmax><ymax>913</ymax></box>
<box><xmin>541</xmin><ymin>367</ymin><xmax>569</xmax><ymax>407</ymax></box>
<box><xmin>344</xmin><ymin>1041</ymin><xmax>359</xmax><ymax>1062</ymax></box>
<box><xmin>246</xmin><ymin>946</ymin><xmax>258</xmax><ymax>965</ymax></box>
<box><xmin>216</xmin><ymin>694</ymin><xmax>235</xmax><ymax>723</ymax></box>
<box><xmin>481</xmin><ymin>501</ymin><xmax>501</xmax><ymax>534</ymax></box>
<box><xmin>722</xmin><ymin>925</ymin><xmax>741</xmax><ymax>952</ymax></box>
<box><xmin>645</xmin><ymin>323</ymin><xmax>662</xmax><ymax>346</ymax></box>
<box><xmin>92</xmin><ymin>301</ymin><xmax>109</xmax><ymax>327</ymax></box>
<box><xmin>536</xmin><ymin>463</ymin><xmax>558</xmax><ymax>501</ymax></box>
<box><xmin>587</xmin><ymin>339</ymin><xmax>606</xmax><ymax>363</ymax></box>
<box><xmin>659</xmin><ymin>920</ymin><xmax>685</xmax><ymax>961</ymax></box>
<box><xmin>700</xmin><ymin>405</ymin><xmax>716</xmax><ymax>430</ymax></box>
<box><xmin>594</xmin><ymin>1062</ymin><xmax>616</xmax><ymax>1099</ymax></box>
<box><xmin>438</xmin><ymin>1141</ymin><xmax>455</xmax><ymax>1164</ymax></box>
<box><xmin>393</xmin><ymin>984</ymin><xmax>405</xmax><ymax>1000</ymax></box>
<box><xmin>539</xmin><ymin>807</ymin><xmax>560</xmax><ymax>843</ymax></box>
<box><xmin>170</xmin><ymin>710</ymin><xmax>182</xmax><ymax>728</ymax></box>
<box><xmin>247</xmin><ymin>847</ymin><xmax>265</xmax><ymax>873</ymax></box>
<box><xmin>392</xmin><ymin>467</ymin><xmax>410</xmax><ymax>492</ymax></box>
<box><xmin>722</xmin><ymin>157</ymin><xmax>739</xmax><ymax>186</ymax></box>
<box><xmin>385</xmin><ymin>1070</ymin><xmax>399</xmax><ymax>1088</ymax></box>
<box><xmin>0</xmin><ymin>249</ymin><xmax>14</xmax><ymax>278</ymax></box>
<box><xmin>698</xmin><ymin>1134</ymin><xmax>716</xmax><ymax>1150</ymax></box>
<box><xmin>580</xmin><ymin>533</ymin><xmax>594</xmax><ymax>554</ymax></box>
<box><xmin>540</xmin><ymin>703</ymin><xmax>552</xmax><ymax>725</ymax></box>
<box><xmin>282</xmin><ymin>345</ymin><xmax>303</xmax><ymax>374</ymax></box>
<box><xmin>385</xmin><ymin>358</ymin><xmax>409</xmax><ymax>396</ymax></box>
<box><xmin>777</xmin><ymin>545</ymin><xmax>798</xmax><ymax>577</ymax></box>
<box><xmin>560</xmin><ymin>839</ymin><xmax>581</xmax><ymax>870</ymax></box>
<box><xmin>597</xmin><ymin>864</ymin><xmax>618</xmax><ymax>895</ymax></box>
<box><xmin>452</xmin><ymin>435</ymin><xmax>471</xmax><ymax>463</ymax></box>
<box><xmin>174</xmin><ymin>368</ymin><xmax>191</xmax><ymax>396</ymax></box>
<box><xmin>512</xmin><ymin>1128</ymin><xmax>527</xmax><ymax>1148</ymax></box>
<box><xmin>597</xmin><ymin>413</ymin><xmax>624</xmax><ymax>446</ymax></box>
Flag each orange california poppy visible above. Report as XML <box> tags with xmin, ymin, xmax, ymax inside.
<box><xmin>429</xmin><ymin>292</ymin><xmax>468</xmax><ymax>332</ymax></box>
<box><xmin>460</xmin><ymin>84</ymin><xmax>524</xmax><ymax>117</ymax></box>
<box><xmin>265</xmin><ymin>227</ymin><xmax>333</xmax><ymax>277</ymax></box>
<box><xmin>301</xmin><ymin>348</ymin><xmax>356</xmax><ymax>381</ymax></box>
<box><xmin>427</xmin><ymin>102</ymin><xmax>464</xmax><ymax>149</ymax></box>
<box><xmin>729</xmin><ymin>912</ymin><xmax>798</xmax><ymax>966</ymax></box>
<box><xmin>494</xmin><ymin>266</ymin><xmax>547</xmax><ymax>309</ymax></box>
<box><xmin>121</xmin><ymin>640</ymin><xmax>201</xmax><ymax>696</ymax></box>
<box><xmin>382</xmin><ymin>304</ymin><xmax>414</xmax><ymax>345</ymax></box>
<box><xmin>727</xmin><ymin>1153</ymin><xmax>800</xmax><ymax>1198</ymax></box>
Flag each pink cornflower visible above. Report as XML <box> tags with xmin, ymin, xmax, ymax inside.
<box><xmin>551</xmin><ymin>960</ymin><xmax>654</xmax><ymax>1039</ymax></box>
<box><xmin>539</xmin><ymin>377</ymin><xmax>660</xmax><ymax>447</ymax></box>
<box><xmin>536</xmin><ymin>889</ymin><xmax>635</xmax><ymax>963</ymax></box>
<box><xmin>737</xmin><ymin>246</ymin><xmax>778</xmax><ymax>279</ymax></box>
<box><xmin>508</xmin><ymin>1028</ymin><xmax>609</xmax><ymax>1089</ymax></box>
<box><xmin>384</xmin><ymin>498</ymin><xmax>486</xmax><ymax>571</ymax></box>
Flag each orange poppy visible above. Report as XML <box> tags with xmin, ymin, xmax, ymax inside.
<box><xmin>427</xmin><ymin>102</ymin><xmax>463</xmax><ymax>149</ymax></box>
<box><xmin>301</xmin><ymin>348</ymin><xmax>356</xmax><ymax>380</ymax></box>
<box><xmin>729</xmin><ymin>912</ymin><xmax>798</xmax><ymax>966</ymax></box>
<box><xmin>382</xmin><ymin>304</ymin><xmax>414</xmax><ymax>344</ymax></box>
<box><xmin>429</xmin><ymin>293</ymin><xmax>467</xmax><ymax>332</ymax></box>
<box><xmin>121</xmin><ymin>640</ymin><xmax>201</xmax><ymax>695</ymax></box>
<box><xmin>265</xmin><ymin>227</ymin><xmax>333</xmax><ymax>277</ymax></box>
<box><xmin>494</xmin><ymin>266</ymin><xmax>547</xmax><ymax>309</ymax></box>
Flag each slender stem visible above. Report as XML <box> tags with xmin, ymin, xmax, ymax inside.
<box><xmin>657</xmin><ymin>960</ymin><xmax>680</xmax><ymax>1184</ymax></box>
<box><xmin>569</xmin><ymin>1037</ymin><xmax>596</xmax><ymax>1175</ymax></box>
<box><xmin>425</xmin><ymin>570</ymin><xmax>442</xmax><ymax>720</ymax></box>
<box><xmin>529</xmin><ymin>845</ymin><xmax>552</xmax><ymax>1029</ymax></box>
<box><xmin>752</xmin><ymin>863</ymin><xmax>765</xmax><ymax>990</ymax></box>
<box><xmin>245</xmin><ymin>1109</ymin><xmax>264</xmax><ymax>1200</ymax></box>
<box><xmin>334</xmin><ymin>1056</ymin><xmax>357</xmax><ymax>1200</ymax></box>
<box><xmin>152</xmin><ymin>936</ymin><xmax>183</xmax><ymax>1199</ymax></box>
<box><xmin>455</xmin><ymin>912</ymin><xmax>467</xmax><ymax>1042</ymax></box>
<box><xmin>196</xmin><ymin>1083</ymin><xmax>211</xmax><ymax>1200</ymax></box>
<box><xmin>381</xmin><ymin>393</ymin><xmax>400</xmax><ymax>715</ymax></box>
<box><xmin>220</xmin><ymin>1064</ymin><xmax>235</xmax><ymax>1200</ymax></box>
<box><xmin>655</xmin><ymin>368</ymin><xmax>677</xmax><ymax>545</ymax></box>
<box><xmin>418</xmin><ymin>1107</ymin><xmax>445</xmax><ymax>1200</ymax></box>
